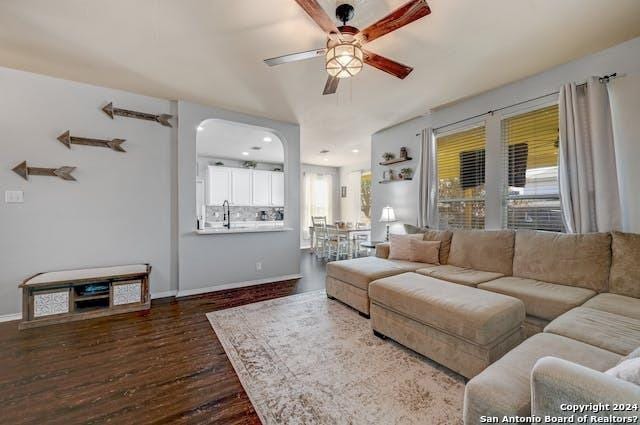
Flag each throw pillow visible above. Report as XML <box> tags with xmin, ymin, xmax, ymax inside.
<box><xmin>422</xmin><ymin>229</ymin><xmax>454</xmax><ymax>265</ymax></box>
<box><xmin>409</xmin><ymin>240</ymin><xmax>441</xmax><ymax>265</ymax></box>
<box><xmin>605</xmin><ymin>358</ymin><xmax>640</xmax><ymax>386</ymax></box>
<box><xmin>404</xmin><ymin>224</ymin><xmax>429</xmax><ymax>234</ymax></box>
<box><xmin>388</xmin><ymin>234</ymin><xmax>424</xmax><ymax>261</ymax></box>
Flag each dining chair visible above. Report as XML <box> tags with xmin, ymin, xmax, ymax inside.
<box><xmin>310</xmin><ymin>216</ymin><xmax>327</xmax><ymax>256</ymax></box>
<box><xmin>325</xmin><ymin>225</ymin><xmax>349</xmax><ymax>261</ymax></box>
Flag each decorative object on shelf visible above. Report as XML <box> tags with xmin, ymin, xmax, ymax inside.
<box><xmin>12</xmin><ymin>160</ymin><xmax>76</xmax><ymax>181</ymax></box>
<box><xmin>102</xmin><ymin>102</ymin><xmax>173</xmax><ymax>127</ymax></box>
<box><xmin>379</xmin><ymin>206</ymin><xmax>397</xmax><ymax>241</ymax></box>
<box><xmin>399</xmin><ymin>167</ymin><xmax>413</xmax><ymax>180</ymax></box>
<box><xmin>57</xmin><ymin>130</ymin><xmax>126</xmax><ymax>152</ymax></box>
<box><xmin>243</xmin><ymin>160</ymin><xmax>257</xmax><ymax>169</ymax></box>
<box><xmin>379</xmin><ymin>148</ymin><xmax>413</xmax><ymax>165</ymax></box>
<box><xmin>341</xmin><ymin>186</ymin><xmax>347</xmax><ymax>198</ymax></box>
<box><xmin>19</xmin><ymin>264</ymin><xmax>151</xmax><ymax>329</ymax></box>
<box><xmin>214</xmin><ymin>161</ymin><xmax>225</xmax><ymax>166</ymax></box>
<box><xmin>273</xmin><ymin>167</ymin><xmax>282</xmax><ymax>171</ymax></box>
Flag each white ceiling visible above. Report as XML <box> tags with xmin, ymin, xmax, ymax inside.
<box><xmin>197</xmin><ymin>119</ymin><xmax>284</xmax><ymax>163</ymax></box>
<box><xmin>1</xmin><ymin>1</ymin><xmax>639</xmax><ymax>166</ymax></box>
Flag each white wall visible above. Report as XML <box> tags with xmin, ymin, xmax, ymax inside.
<box><xmin>372</xmin><ymin>36</ymin><xmax>640</xmax><ymax>240</ymax></box>
<box><xmin>177</xmin><ymin>101</ymin><xmax>301</xmax><ymax>295</ymax></box>
<box><xmin>610</xmin><ymin>74</ymin><xmax>640</xmax><ymax>233</ymax></box>
<box><xmin>0</xmin><ymin>66</ymin><xmax>176</xmax><ymax>317</ymax></box>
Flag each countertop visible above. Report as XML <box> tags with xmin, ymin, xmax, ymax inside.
<box><xmin>195</xmin><ymin>226</ymin><xmax>292</xmax><ymax>235</ymax></box>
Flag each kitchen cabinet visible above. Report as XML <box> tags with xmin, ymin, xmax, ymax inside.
<box><xmin>206</xmin><ymin>166</ymin><xmax>284</xmax><ymax>207</ymax></box>
<box><xmin>271</xmin><ymin>171</ymin><xmax>285</xmax><ymax>206</ymax></box>
<box><xmin>207</xmin><ymin>167</ymin><xmax>230</xmax><ymax>205</ymax></box>
<box><xmin>231</xmin><ymin>168</ymin><xmax>252</xmax><ymax>206</ymax></box>
<box><xmin>252</xmin><ymin>170</ymin><xmax>271</xmax><ymax>206</ymax></box>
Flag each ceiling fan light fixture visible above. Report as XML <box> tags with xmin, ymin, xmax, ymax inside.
<box><xmin>325</xmin><ymin>42</ymin><xmax>363</xmax><ymax>79</ymax></box>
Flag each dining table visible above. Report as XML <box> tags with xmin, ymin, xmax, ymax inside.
<box><xmin>309</xmin><ymin>224</ymin><xmax>371</xmax><ymax>258</ymax></box>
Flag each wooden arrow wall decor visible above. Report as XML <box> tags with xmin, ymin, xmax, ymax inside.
<box><xmin>57</xmin><ymin>131</ymin><xmax>126</xmax><ymax>152</ymax></box>
<box><xmin>102</xmin><ymin>102</ymin><xmax>173</xmax><ymax>127</ymax></box>
<box><xmin>12</xmin><ymin>161</ymin><xmax>76</xmax><ymax>181</ymax></box>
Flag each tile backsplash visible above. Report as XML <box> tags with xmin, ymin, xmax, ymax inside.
<box><xmin>206</xmin><ymin>206</ymin><xmax>284</xmax><ymax>222</ymax></box>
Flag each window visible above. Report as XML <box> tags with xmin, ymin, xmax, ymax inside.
<box><xmin>501</xmin><ymin>104</ymin><xmax>564</xmax><ymax>231</ymax></box>
<box><xmin>302</xmin><ymin>172</ymin><xmax>334</xmax><ymax>240</ymax></box>
<box><xmin>436</xmin><ymin>125</ymin><xmax>486</xmax><ymax>229</ymax></box>
<box><xmin>360</xmin><ymin>171</ymin><xmax>372</xmax><ymax>224</ymax></box>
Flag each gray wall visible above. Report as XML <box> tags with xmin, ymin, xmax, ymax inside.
<box><xmin>0</xmin><ymin>66</ymin><xmax>176</xmax><ymax>317</ymax></box>
<box><xmin>372</xmin><ymin>36</ymin><xmax>640</xmax><ymax>240</ymax></box>
<box><xmin>177</xmin><ymin>101</ymin><xmax>301</xmax><ymax>295</ymax></box>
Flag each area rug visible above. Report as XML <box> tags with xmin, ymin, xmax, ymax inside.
<box><xmin>207</xmin><ymin>290</ymin><xmax>465</xmax><ymax>424</ymax></box>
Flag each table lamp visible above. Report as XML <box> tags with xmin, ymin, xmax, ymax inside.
<box><xmin>379</xmin><ymin>206</ymin><xmax>397</xmax><ymax>241</ymax></box>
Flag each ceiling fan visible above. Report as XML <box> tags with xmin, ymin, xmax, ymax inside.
<box><xmin>264</xmin><ymin>0</ymin><xmax>431</xmax><ymax>95</ymax></box>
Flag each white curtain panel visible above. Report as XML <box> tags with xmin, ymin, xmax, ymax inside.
<box><xmin>302</xmin><ymin>172</ymin><xmax>333</xmax><ymax>240</ymax></box>
<box><xmin>558</xmin><ymin>77</ymin><xmax>621</xmax><ymax>233</ymax></box>
<box><xmin>417</xmin><ymin>128</ymin><xmax>438</xmax><ymax>228</ymax></box>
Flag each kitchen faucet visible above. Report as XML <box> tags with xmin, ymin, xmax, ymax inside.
<box><xmin>222</xmin><ymin>200</ymin><xmax>231</xmax><ymax>229</ymax></box>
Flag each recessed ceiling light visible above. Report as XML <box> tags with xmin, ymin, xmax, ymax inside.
<box><xmin>351</xmin><ymin>149</ymin><xmax>359</xmax><ymax>153</ymax></box>
<box><xmin>323</xmin><ymin>158</ymin><xmax>329</xmax><ymax>162</ymax></box>
<box><xmin>242</xmin><ymin>152</ymin><xmax>249</xmax><ymax>156</ymax></box>
<box><xmin>263</xmin><ymin>136</ymin><xmax>272</xmax><ymax>142</ymax></box>
<box><xmin>197</xmin><ymin>125</ymin><xmax>204</xmax><ymax>131</ymax></box>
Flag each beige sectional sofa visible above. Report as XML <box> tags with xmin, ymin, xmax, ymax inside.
<box><xmin>324</xmin><ymin>228</ymin><xmax>640</xmax><ymax>423</ymax></box>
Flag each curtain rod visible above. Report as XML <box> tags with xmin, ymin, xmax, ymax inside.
<box><xmin>422</xmin><ymin>73</ymin><xmax>617</xmax><ymax>135</ymax></box>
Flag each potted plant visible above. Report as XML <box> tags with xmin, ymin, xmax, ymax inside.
<box><xmin>243</xmin><ymin>160</ymin><xmax>257</xmax><ymax>169</ymax></box>
<box><xmin>400</xmin><ymin>167</ymin><xmax>413</xmax><ymax>180</ymax></box>
<box><xmin>382</xmin><ymin>152</ymin><xmax>395</xmax><ymax>161</ymax></box>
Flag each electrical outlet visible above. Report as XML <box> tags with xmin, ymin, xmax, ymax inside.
<box><xmin>255</xmin><ymin>262</ymin><xmax>262</xmax><ymax>271</ymax></box>
<box><xmin>5</xmin><ymin>190</ymin><xmax>24</xmax><ymax>203</ymax></box>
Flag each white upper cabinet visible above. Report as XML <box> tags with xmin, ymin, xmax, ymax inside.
<box><xmin>207</xmin><ymin>166</ymin><xmax>230</xmax><ymax>205</ymax></box>
<box><xmin>252</xmin><ymin>170</ymin><xmax>272</xmax><ymax>206</ymax></box>
<box><xmin>206</xmin><ymin>166</ymin><xmax>284</xmax><ymax>207</ymax></box>
<box><xmin>271</xmin><ymin>171</ymin><xmax>285</xmax><ymax>206</ymax></box>
<box><xmin>231</xmin><ymin>168</ymin><xmax>252</xmax><ymax>206</ymax></box>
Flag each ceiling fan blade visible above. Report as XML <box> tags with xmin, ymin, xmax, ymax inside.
<box><xmin>363</xmin><ymin>50</ymin><xmax>413</xmax><ymax>79</ymax></box>
<box><xmin>294</xmin><ymin>0</ymin><xmax>341</xmax><ymax>35</ymax></box>
<box><xmin>264</xmin><ymin>48</ymin><xmax>327</xmax><ymax>66</ymax></box>
<box><xmin>323</xmin><ymin>75</ymin><xmax>339</xmax><ymax>95</ymax></box>
<box><xmin>355</xmin><ymin>0</ymin><xmax>431</xmax><ymax>44</ymax></box>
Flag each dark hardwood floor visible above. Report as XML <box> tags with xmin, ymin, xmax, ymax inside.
<box><xmin>0</xmin><ymin>250</ymin><xmax>327</xmax><ymax>425</ymax></box>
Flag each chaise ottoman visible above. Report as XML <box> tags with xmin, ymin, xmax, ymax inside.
<box><xmin>369</xmin><ymin>272</ymin><xmax>526</xmax><ymax>378</ymax></box>
<box><xmin>325</xmin><ymin>257</ymin><xmax>432</xmax><ymax>316</ymax></box>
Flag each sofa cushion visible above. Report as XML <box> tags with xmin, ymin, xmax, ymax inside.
<box><xmin>478</xmin><ymin>277</ymin><xmax>596</xmax><ymax>321</ymax></box>
<box><xmin>369</xmin><ymin>272</ymin><xmax>524</xmax><ymax>346</ymax></box>
<box><xmin>416</xmin><ymin>265</ymin><xmax>503</xmax><ymax>287</ymax></box>
<box><xmin>544</xmin><ymin>307</ymin><xmax>640</xmax><ymax>356</ymax></box>
<box><xmin>463</xmin><ymin>333</ymin><xmax>621</xmax><ymax>425</ymax></box>
<box><xmin>408</xmin><ymin>239</ymin><xmax>441</xmax><ymax>265</ymax></box>
<box><xmin>326</xmin><ymin>257</ymin><xmax>426</xmax><ymax>291</ymax></box>
<box><xmin>422</xmin><ymin>229</ymin><xmax>453</xmax><ymax>265</ymax></box>
<box><xmin>388</xmin><ymin>234</ymin><xmax>424</xmax><ymax>261</ymax></box>
<box><xmin>512</xmin><ymin>230</ymin><xmax>611</xmax><ymax>292</ymax></box>
<box><xmin>582</xmin><ymin>293</ymin><xmax>640</xmax><ymax>320</ymax></box>
<box><xmin>448</xmin><ymin>230</ymin><xmax>515</xmax><ymax>275</ymax></box>
<box><xmin>610</xmin><ymin>231</ymin><xmax>640</xmax><ymax>298</ymax></box>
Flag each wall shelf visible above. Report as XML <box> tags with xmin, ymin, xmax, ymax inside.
<box><xmin>379</xmin><ymin>178</ymin><xmax>413</xmax><ymax>184</ymax></box>
<box><xmin>379</xmin><ymin>157</ymin><xmax>412</xmax><ymax>166</ymax></box>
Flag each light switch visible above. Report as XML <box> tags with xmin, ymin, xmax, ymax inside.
<box><xmin>5</xmin><ymin>190</ymin><xmax>24</xmax><ymax>203</ymax></box>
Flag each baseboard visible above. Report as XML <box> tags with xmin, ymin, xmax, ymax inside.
<box><xmin>0</xmin><ymin>313</ymin><xmax>22</xmax><ymax>323</ymax></box>
<box><xmin>151</xmin><ymin>290</ymin><xmax>178</xmax><ymax>299</ymax></box>
<box><xmin>176</xmin><ymin>274</ymin><xmax>303</xmax><ymax>298</ymax></box>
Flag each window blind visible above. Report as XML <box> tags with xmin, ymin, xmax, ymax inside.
<box><xmin>501</xmin><ymin>104</ymin><xmax>565</xmax><ymax>231</ymax></box>
<box><xmin>436</xmin><ymin>125</ymin><xmax>486</xmax><ymax>229</ymax></box>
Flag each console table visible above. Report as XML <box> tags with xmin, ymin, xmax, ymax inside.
<box><xmin>19</xmin><ymin>264</ymin><xmax>151</xmax><ymax>329</ymax></box>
